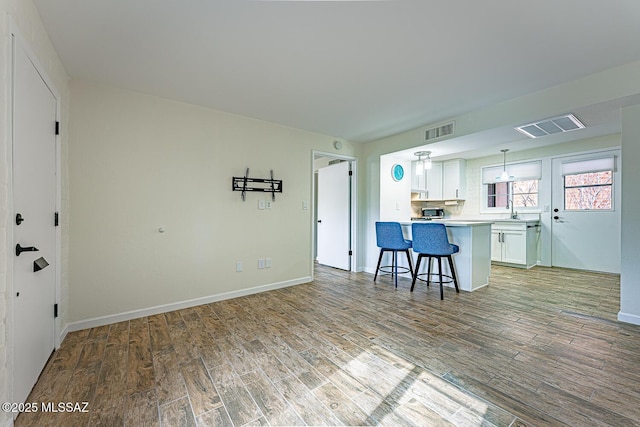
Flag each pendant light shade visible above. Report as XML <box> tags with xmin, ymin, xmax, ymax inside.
<box><xmin>498</xmin><ymin>149</ymin><xmax>513</xmax><ymax>181</ymax></box>
<box><xmin>414</xmin><ymin>151</ymin><xmax>432</xmax><ymax>175</ymax></box>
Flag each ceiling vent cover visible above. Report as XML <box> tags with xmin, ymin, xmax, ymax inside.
<box><xmin>516</xmin><ymin>114</ymin><xmax>585</xmax><ymax>138</ymax></box>
<box><xmin>424</xmin><ymin>121</ymin><xmax>455</xmax><ymax>141</ymax></box>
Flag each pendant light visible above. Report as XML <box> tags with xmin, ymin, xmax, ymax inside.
<box><xmin>414</xmin><ymin>151</ymin><xmax>432</xmax><ymax>175</ymax></box>
<box><xmin>499</xmin><ymin>149</ymin><xmax>513</xmax><ymax>181</ymax></box>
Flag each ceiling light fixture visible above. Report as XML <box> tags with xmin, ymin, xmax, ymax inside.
<box><xmin>414</xmin><ymin>151</ymin><xmax>432</xmax><ymax>175</ymax></box>
<box><xmin>499</xmin><ymin>149</ymin><xmax>513</xmax><ymax>181</ymax></box>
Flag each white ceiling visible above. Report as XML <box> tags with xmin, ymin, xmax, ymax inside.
<box><xmin>34</xmin><ymin>0</ymin><xmax>640</xmax><ymax>154</ymax></box>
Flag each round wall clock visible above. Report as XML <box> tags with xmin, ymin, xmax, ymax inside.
<box><xmin>391</xmin><ymin>164</ymin><xmax>404</xmax><ymax>181</ymax></box>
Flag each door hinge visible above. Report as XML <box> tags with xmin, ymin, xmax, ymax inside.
<box><xmin>54</xmin><ymin>212</ymin><xmax>59</xmax><ymax>226</ymax></box>
<box><xmin>55</xmin><ymin>121</ymin><xmax>60</xmax><ymax>135</ymax></box>
<box><xmin>348</xmin><ymin>250</ymin><xmax>353</xmax><ymax>256</ymax></box>
<box><xmin>54</xmin><ymin>303</ymin><xmax>58</xmax><ymax>318</ymax></box>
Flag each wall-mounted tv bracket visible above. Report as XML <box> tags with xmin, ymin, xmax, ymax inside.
<box><xmin>232</xmin><ymin>168</ymin><xmax>282</xmax><ymax>201</ymax></box>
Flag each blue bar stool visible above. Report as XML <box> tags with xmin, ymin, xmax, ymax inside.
<box><xmin>411</xmin><ymin>222</ymin><xmax>460</xmax><ymax>300</ymax></box>
<box><xmin>374</xmin><ymin>222</ymin><xmax>414</xmax><ymax>288</ymax></box>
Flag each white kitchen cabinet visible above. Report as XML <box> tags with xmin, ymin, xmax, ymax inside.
<box><xmin>411</xmin><ymin>161</ymin><xmax>442</xmax><ymax>200</ymax></box>
<box><xmin>491</xmin><ymin>221</ymin><xmax>539</xmax><ymax>268</ymax></box>
<box><xmin>410</xmin><ymin>161</ymin><xmax>425</xmax><ymax>191</ymax></box>
<box><xmin>443</xmin><ymin>159</ymin><xmax>466</xmax><ymax>200</ymax></box>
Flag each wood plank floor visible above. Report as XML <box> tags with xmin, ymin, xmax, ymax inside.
<box><xmin>15</xmin><ymin>264</ymin><xmax>640</xmax><ymax>426</ymax></box>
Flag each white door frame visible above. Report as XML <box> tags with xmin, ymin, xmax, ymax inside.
<box><xmin>311</xmin><ymin>150</ymin><xmax>357</xmax><ymax>278</ymax></box>
<box><xmin>8</xmin><ymin>25</ymin><xmax>63</xmax><ymax>405</ymax></box>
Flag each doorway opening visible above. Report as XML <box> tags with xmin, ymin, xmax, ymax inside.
<box><xmin>312</xmin><ymin>151</ymin><xmax>357</xmax><ymax>274</ymax></box>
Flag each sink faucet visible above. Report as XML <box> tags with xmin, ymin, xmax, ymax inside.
<box><xmin>508</xmin><ymin>195</ymin><xmax>517</xmax><ymax>219</ymax></box>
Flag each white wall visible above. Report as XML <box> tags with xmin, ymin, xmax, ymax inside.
<box><xmin>379</xmin><ymin>155</ymin><xmax>411</xmax><ymax>221</ymax></box>
<box><xmin>620</xmin><ymin>104</ymin><xmax>640</xmax><ymax>324</ymax></box>
<box><xmin>0</xmin><ymin>0</ymin><xmax>70</xmax><ymax>422</ymax></box>
<box><xmin>67</xmin><ymin>80</ymin><xmax>358</xmax><ymax>326</ymax></box>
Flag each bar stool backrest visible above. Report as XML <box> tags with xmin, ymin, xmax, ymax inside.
<box><xmin>411</xmin><ymin>222</ymin><xmax>455</xmax><ymax>255</ymax></box>
<box><xmin>375</xmin><ymin>222</ymin><xmax>411</xmax><ymax>250</ymax></box>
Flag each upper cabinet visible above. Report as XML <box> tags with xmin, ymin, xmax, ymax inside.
<box><xmin>443</xmin><ymin>159</ymin><xmax>466</xmax><ymax>200</ymax></box>
<box><xmin>411</xmin><ymin>161</ymin><xmax>443</xmax><ymax>200</ymax></box>
<box><xmin>412</xmin><ymin>158</ymin><xmax>466</xmax><ymax>201</ymax></box>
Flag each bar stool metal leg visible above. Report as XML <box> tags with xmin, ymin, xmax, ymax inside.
<box><xmin>374</xmin><ymin>249</ymin><xmax>384</xmax><ymax>281</ymax></box>
<box><xmin>447</xmin><ymin>255</ymin><xmax>460</xmax><ymax>293</ymax></box>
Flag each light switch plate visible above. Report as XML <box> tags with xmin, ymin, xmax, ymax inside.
<box><xmin>258</xmin><ymin>200</ymin><xmax>265</xmax><ymax>210</ymax></box>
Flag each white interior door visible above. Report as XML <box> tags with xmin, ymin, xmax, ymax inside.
<box><xmin>12</xmin><ymin>36</ymin><xmax>58</xmax><ymax>405</ymax></box>
<box><xmin>317</xmin><ymin>161</ymin><xmax>351</xmax><ymax>270</ymax></box>
<box><xmin>551</xmin><ymin>150</ymin><xmax>621</xmax><ymax>273</ymax></box>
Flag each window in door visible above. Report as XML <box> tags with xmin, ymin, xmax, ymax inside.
<box><xmin>561</xmin><ymin>155</ymin><xmax>615</xmax><ymax>211</ymax></box>
<box><xmin>564</xmin><ymin>171</ymin><xmax>612</xmax><ymax>210</ymax></box>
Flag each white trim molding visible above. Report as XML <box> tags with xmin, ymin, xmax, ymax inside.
<box><xmin>618</xmin><ymin>311</ymin><xmax>640</xmax><ymax>326</ymax></box>
<box><xmin>65</xmin><ymin>277</ymin><xmax>311</xmax><ymax>332</ymax></box>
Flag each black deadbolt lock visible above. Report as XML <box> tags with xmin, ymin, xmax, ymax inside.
<box><xmin>16</xmin><ymin>213</ymin><xmax>24</xmax><ymax>225</ymax></box>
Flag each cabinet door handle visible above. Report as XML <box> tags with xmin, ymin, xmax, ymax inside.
<box><xmin>456</xmin><ymin>189</ymin><xmax>459</xmax><ymax>198</ymax></box>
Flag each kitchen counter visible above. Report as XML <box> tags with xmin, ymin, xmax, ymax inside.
<box><xmin>490</xmin><ymin>218</ymin><xmax>540</xmax><ymax>225</ymax></box>
<box><xmin>400</xmin><ymin>220</ymin><xmax>491</xmax><ymax>292</ymax></box>
<box><xmin>400</xmin><ymin>218</ymin><xmax>540</xmax><ymax>227</ymax></box>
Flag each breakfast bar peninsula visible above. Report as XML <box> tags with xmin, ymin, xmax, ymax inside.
<box><xmin>400</xmin><ymin>220</ymin><xmax>493</xmax><ymax>292</ymax></box>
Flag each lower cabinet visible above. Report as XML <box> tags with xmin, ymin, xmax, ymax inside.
<box><xmin>491</xmin><ymin>221</ymin><xmax>538</xmax><ymax>268</ymax></box>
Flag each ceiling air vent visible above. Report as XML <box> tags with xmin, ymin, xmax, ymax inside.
<box><xmin>516</xmin><ymin>114</ymin><xmax>585</xmax><ymax>138</ymax></box>
<box><xmin>424</xmin><ymin>121</ymin><xmax>455</xmax><ymax>141</ymax></box>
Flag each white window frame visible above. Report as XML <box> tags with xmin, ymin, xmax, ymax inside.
<box><xmin>561</xmin><ymin>155</ymin><xmax>616</xmax><ymax>212</ymax></box>
<box><xmin>481</xmin><ymin>160</ymin><xmax>542</xmax><ymax>214</ymax></box>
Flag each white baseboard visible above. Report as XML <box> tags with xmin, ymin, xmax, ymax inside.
<box><xmin>58</xmin><ymin>323</ymin><xmax>69</xmax><ymax>347</ymax></box>
<box><xmin>65</xmin><ymin>276</ymin><xmax>311</xmax><ymax>332</ymax></box>
<box><xmin>618</xmin><ymin>311</ymin><xmax>640</xmax><ymax>326</ymax></box>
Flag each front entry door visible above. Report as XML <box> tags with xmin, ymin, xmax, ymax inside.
<box><xmin>551</xmin><ymin>150</ymin><xmax>621</xmax><ymax>273</ymax></box>
<box><xmin>12</xmin><ymin>35</ymin><xmax>58</xmax><ymax>405</ymax></box>
<box><xmin>317</xmin><ymin>161</ymin><xmax>351</xmax><ymax>270</ymax></box>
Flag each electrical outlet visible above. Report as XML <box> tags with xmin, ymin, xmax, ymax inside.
<box><xmin>236</xmin><ymin>262</ymin><xmax>243</xmax><ymax>272</ymax></box>
<box><xmin>265</xmin><ymin>258</ymin><xmax>272</xmax><ymax>268</ymax></box>
<box><xmin>258</xmin><ymin>258</ymin><xmax>265</xmax><ymax>269</ymax></box>
<box><xmin>266</xmin><ymin>200</ymin><xmax>272</xmax><ymax>209</ymax></box>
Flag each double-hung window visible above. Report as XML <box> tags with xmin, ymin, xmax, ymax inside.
<box><xmin>482</xmin><ymin>160</ymin><xmax>542</xmax><ymax>212</ymax></box>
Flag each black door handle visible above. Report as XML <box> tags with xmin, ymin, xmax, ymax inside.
<box><xmin>16</xmin><ymin>244</ymin><xmax>39</xmax><ymax>256</ymax></box>
<box><xmin>16</xmin><ymin>213</ymin><xmax>24</xmax><ymax>225</ymax></box>
<box><xmin>553</xmin><ymin>208</ymin><xmax>559</xmax><ymax>212</ymax></box>
<box><xmin>553</xmin><ymin>216</ymin><xmax>560</xmax><ymax>220</ymax></box>
<box><xmin>317</xmin><ymin>220</ymin><xmax>322</xmax><ymax>223</ymax></box>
